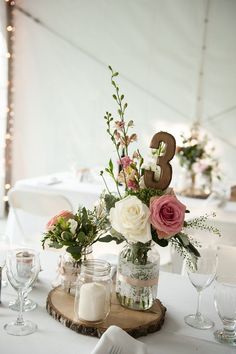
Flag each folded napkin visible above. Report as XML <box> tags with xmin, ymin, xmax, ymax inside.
<box><xmin>91</xmin><ymin>325</ymin><xmax>148</xmax><ymax>354</ymax></box>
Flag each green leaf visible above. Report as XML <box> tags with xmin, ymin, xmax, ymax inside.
<box><xmin>77</xmin><ymin>231</ymin><xmax>86</xmax><ymax>242</ymax></box>
<box><xmin>66</xmin><ymin>245</ymin><xmax>82</xmax><ymax>255</ymax></box>
<box><xmin>179</xmin><ymin>233</ymin><xmax>189</xmax><ymax>246</ymax></box>
<box><xmin>120</xmin><ymin>94</ymin><xmax>124</xmax><ymax>100</ymax></box>
<box><xmin>112</xmin><ymin>94</ymin><xmax>117</xmax><ymax>100</ymax></box>
<box><xmin>49</xmin><ymin>242</ymin><xmax>63</xmax><ymax>249</ymax></box>
<box><xmin>62</xmin><ymin>231</ymin><xmax>73</xmax><ymax>241</ymax></box>
<box><xmin>99</xmin><ymin>234</ymin><xmax>124</xmax><ymax>244</ymax></box>
<box><xmin>104</xmin><ymin>193</ymin><xmax>118</xmax><ymax>211</ymax></box>
<box><xmin>187</xmin><ymin>243</ymin><xmax>200</xmax><ymax>257</ymax></box>
<box><xmin>109</xmin><ymin>159</ymin><xmax>114</xmax><ymax>172</ymax></box>
<box><xmin>151</xmin><ymin>229</ymin><xmax>168</xmax><ymax>247</ymax></box>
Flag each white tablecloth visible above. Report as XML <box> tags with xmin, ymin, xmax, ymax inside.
<box><xmin>0</xmin><ymin>251</ymin><xmax>234</xmax><ymax>354</ymax></box>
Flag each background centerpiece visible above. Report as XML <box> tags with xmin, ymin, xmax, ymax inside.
<box><xmin>176</xmin><ymin>123</ymin><xmax>221</xmax><ymax>197</ymax></box>
<box><xmin>99</xmin><ymin>67</ymin><xmax>220</xmax><ymax>310</ymax></box>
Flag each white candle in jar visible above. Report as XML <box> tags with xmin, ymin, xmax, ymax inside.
<box><xmin>16</xmin><ymin>251</ymin><xmax>33</xmax><ymax>278</ymax></box>
<box><xmin>78</xmin><ymin>282</ymin><xmax>106</xmax><ymax>322</ymax></box>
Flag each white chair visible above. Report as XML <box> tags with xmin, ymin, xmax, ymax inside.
<box><xmin>7</xmin><ymin>188</ymin><xmax>73</xmax><ymax>249</ymax></box>
<box><xmin>216</xmin><ymin>244</ymin><xmax>236</xmax><ymax>282</ymax></box>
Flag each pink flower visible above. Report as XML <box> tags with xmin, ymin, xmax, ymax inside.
<box><xmin>114</xmin><ymin>131</ymin><xmax>121</xmax><ymax>141</ymax></box>
<box><xmin>150</xmin><ymin>195</ymin><xmax>186</xmax><ymax>239</ymax></box>
<box><xmin>129</xmin><ymin>133</ymin><xmax>137</xmax><ymax>142</ymax></box>
<box><xmin>120</xmin><ymin>156</ymin><xmax>133</xmax><ymax>168</ymax></box>
<box><xmin>46</xmin><ymin>210</ymin><xmax>73</xmax><ymax>231</ymax></box>
<box><xmin>127</xmin><ymin>180</ymin><xmax>138</xmax><ymax>190</ymax></box>
<box><xmin>114</xmin><ymin>121</ymin><xmax>125</xmax><ymax>130</ymax></box>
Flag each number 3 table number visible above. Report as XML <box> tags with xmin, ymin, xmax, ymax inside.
<box><xmin>144</xmin><ymin>131</ymin><xmax>176</xmax><ymax>191</ymax></box>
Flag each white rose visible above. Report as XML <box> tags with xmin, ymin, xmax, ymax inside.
<box><xmin>110</xmin><ymin>195</ymin><xmax>152</xmax><ymax>243</ymax></box>
<box><xmin>68</xmin><ymin>219</ymin><xmax>78</xmax><ymax>234</ymax></box>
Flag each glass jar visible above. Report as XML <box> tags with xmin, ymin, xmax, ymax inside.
<box><xmin>116</xmin><ymin>242</ymin><xmax>160</xmax><ymax>311</ymax></box>
<box><xmin>74</xmin><ymin>259</ymin><xmax>112</xmax><ymax>324</ymax></box>
<box><xmin>54</xmin><ymin>246</ymin><xmax>93</xmax><ymax>295</ymax></box>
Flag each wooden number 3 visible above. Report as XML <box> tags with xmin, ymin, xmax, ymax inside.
<box><xmin>144</xmin><ymin>131</ymin><xmax>176</xmax><ymax>191</ymax></box>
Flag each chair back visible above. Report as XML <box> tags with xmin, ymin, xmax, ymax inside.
<box><xmin>7</xmin><ymin>188</ymin><xmax>73</xmax><ymax>248</ymax></box>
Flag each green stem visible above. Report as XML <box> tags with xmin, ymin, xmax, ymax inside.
<box><xmin>100</xmin><ymin>172</ymin><xmax>112</xmax><ymax>195</ymax></box>
<box><xmin>115</xmin><ymin>85</ymin><xmax>129</xmax><ymax>156</ymax></box>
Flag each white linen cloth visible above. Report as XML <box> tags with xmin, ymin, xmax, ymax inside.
<box><xmin>91</xmin><ymin>325</ymin><xmax>148</xmax><ymax>354</ymax></box>
<box><xmin>0</xmin><ymin>251</ymin><xmax>234</xmax><ymax>354</ymax></box>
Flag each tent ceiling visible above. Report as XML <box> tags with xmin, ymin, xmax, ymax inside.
<box><xmin>11</xmin><ymin>0</ymin><xmax>236</xmax><ymax>184</ymax></box>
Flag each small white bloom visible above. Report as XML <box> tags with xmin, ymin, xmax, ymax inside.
<box><xmin>94</xmin><ymin>198</ymin><xmax>106</xmax><ymax>219</ymax></box>
<box><xmin>109</xmin><ymin>195</ymin><xmax>152</xmax><ymax>243</ymax></box>
<box><xmin>68</xmin><ymin>219</ymin><xmax>78</xmax><ymax>234</ymax></box>
<box><xmin>143</xmin><ymin>161</ymin><xmax>161</xmax><ymax>182</ymax></box>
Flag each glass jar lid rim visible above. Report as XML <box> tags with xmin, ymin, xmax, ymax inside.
<box><xmin>81</xmin><ymin>259</ymin><xmax>111</xmax><ymax>273</ymax></box>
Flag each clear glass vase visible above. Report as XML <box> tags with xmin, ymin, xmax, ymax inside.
<box><xmin>54</xmin><ymin>246</ymin><xmax>93</xmax><ymax>295</ymax></box>
<box><xmin>116</xmin><ymin>242</ymin><xmax>160</xmax><ymax>311</ymax></box>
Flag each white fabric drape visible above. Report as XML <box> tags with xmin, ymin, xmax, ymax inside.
<box><xmin>12</xmin><ymin>0</ymin><xmax>236</xmax><ymax>190</ymax></box>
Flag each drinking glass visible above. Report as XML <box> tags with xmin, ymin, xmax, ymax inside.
<box><xmin>4</xmin><ymin>249</ymin><xmax>40</xmax><ymax>336</ymax></box>
<box><xmin>214</xmin><ymin>277</ymin><xmax>236</xmax><ymax>346</ymax></box>
<box><xmin>9</xmin><ymin>286</ymin><xmax>37</xmax><ymax>312</ymax></box>
<box><xmin>184</xmin><ymin>247</ymin><xmax>217</xmax><ymax>329</ymax></box>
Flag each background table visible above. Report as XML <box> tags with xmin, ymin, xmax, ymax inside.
<box><xmin>0</xmin><ymin>250</ymin><xmax>234</xmax><ymax>354</ymax></box>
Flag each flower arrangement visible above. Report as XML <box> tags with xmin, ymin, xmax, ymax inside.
<box><xmin>42</xmin><ymin>206</ymin><xmax>109</xmax><ymax>261</ymax></box>
<box><xmin>176</xmin><ymin>127</ymin><xmax>221</xmax><ymax>195</ymax></box>
<box><xmin>99</xmin><ymin>67</ymin><xmax>220</xmax><ymax>270</ymax></box>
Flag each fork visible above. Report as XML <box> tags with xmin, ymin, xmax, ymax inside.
<box><xmin>109</xmin><ymin>345</ymin><xmax>122</xmax><ymax>354</ymax></box>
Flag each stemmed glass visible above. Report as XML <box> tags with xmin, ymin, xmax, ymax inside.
<box><xmin>184</xmin><ymin>247</ymin><xmax>217</xmax><ymax>329</ymax></box>
<box><xmin>9</xmin><ymin>286</ymin><xmax>37</xmax><ymax>312</ymax></box>
<box><xmin>214</xmin><ymin>277</ymin><xmax>236</xmax><ymax>345</ymax></box>
<box><xmin>4</xmin><ymin>249</ymin><xmax>40</xmax><ymax>336</ymax></box>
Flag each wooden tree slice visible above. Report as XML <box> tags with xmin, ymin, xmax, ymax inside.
<box><xmin>46</xmin><ymin>287</ymin><xmax>166</xmax><ymax>338</ymax></box>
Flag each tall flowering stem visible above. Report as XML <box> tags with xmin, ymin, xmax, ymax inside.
<box><xmin>109</xmin><ymin>66</ymin><xmax>129</xmax><ymax>156</ymax></box>
<box><xmin>102</xmin><ymin>66</ymin><xmax>142</xmax><ymax>193</ymax></box>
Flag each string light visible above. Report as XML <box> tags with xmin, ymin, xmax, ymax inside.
<box><xmin>3</xmin><ymin>0</ymin><xmax>15</xmax><ymax>207</ymax></box>
<box><xmin>6</xmin><ymin>25</ymin><xmax>14</xmax><ymax>32</ymax></box>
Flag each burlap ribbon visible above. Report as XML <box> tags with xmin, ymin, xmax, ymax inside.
<box><xmin>117</xmin><ymin>272</ymin><xmax>159</xmax><ymax>287</ymax></box>
<box><xmin>58</xmin><ymin>260</ymin><xmax>80</xmax><ymax>283</ymax></box>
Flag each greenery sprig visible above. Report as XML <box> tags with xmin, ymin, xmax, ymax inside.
<box><xmin>185</xmin><ymin>213</ymin><xmax>221</xmax><ymax>237</ymax></box>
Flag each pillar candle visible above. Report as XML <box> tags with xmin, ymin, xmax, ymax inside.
<box><xmin>78</xmin><ymin>282</ymin><xmax>106</xmax><ymax>322</ymax></box>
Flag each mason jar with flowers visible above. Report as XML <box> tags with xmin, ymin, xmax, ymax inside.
<box><xmin>98</xmin><ymin>67</ymin><xmax>220</xmax><ymax>310</ymax></box>
<box><xmin>42</xmin><ymin>205</ymin><xmax>110</xmax><ymax>294</ymax></box>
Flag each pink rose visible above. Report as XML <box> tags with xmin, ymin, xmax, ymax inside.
<box><xmin>150</xmin><ymin>195</ymin><xmax>186</xmax><ymax>239</ymax></box>
<box><xmin>46</xmin><ymin>210</ymin><xmax>73</xmax><ymax>231</ymax></box>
